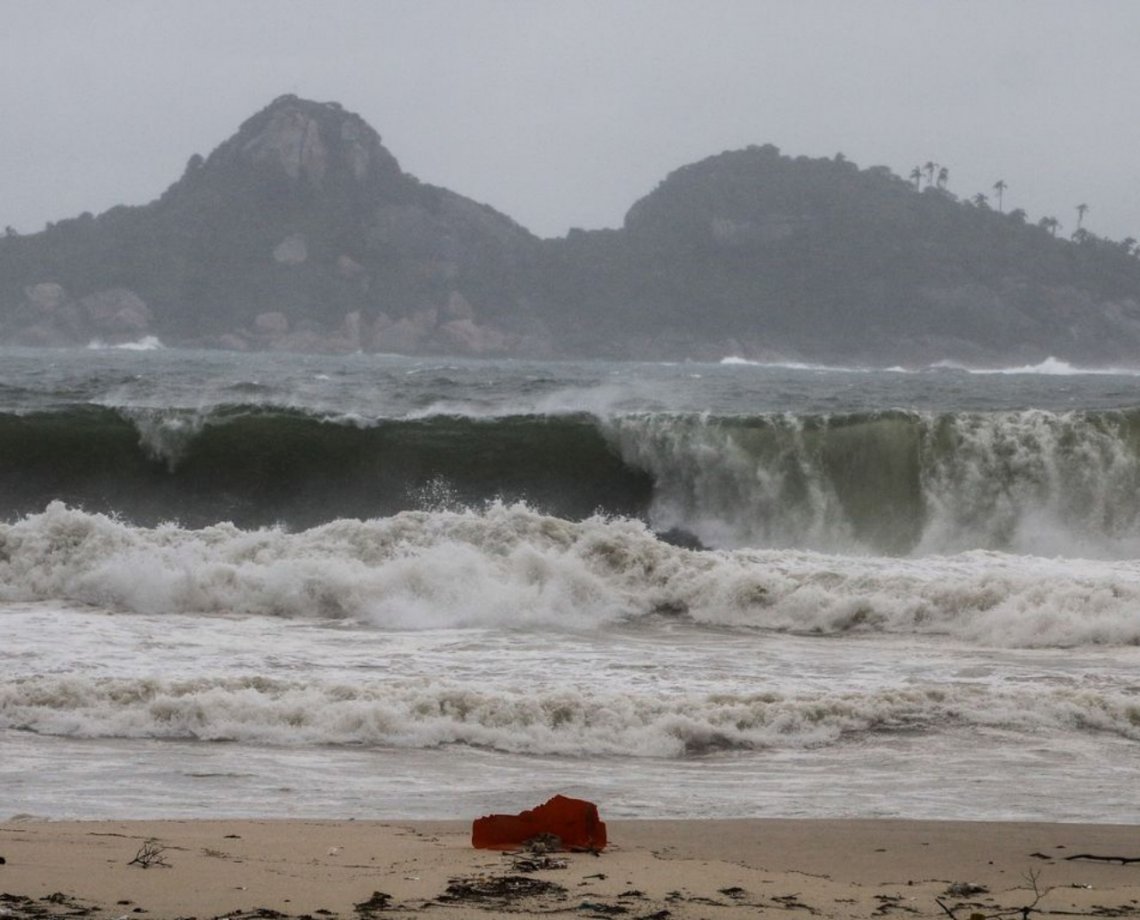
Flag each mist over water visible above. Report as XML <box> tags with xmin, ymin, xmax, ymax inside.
<box><xmin>3</xmin><ymin>348</ymin><xmax>1140</xmax><ymax>822</ymax></box>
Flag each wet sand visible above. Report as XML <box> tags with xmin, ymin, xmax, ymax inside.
<box><xmin>2</xmin><ymin>817</ymin><xmax>1139</xmax><ymax>918</ymax></box>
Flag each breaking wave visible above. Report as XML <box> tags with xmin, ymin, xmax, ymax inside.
<box><xmin>605</xmin><ymin>407</ymin><xmax>1140</xmax><ymax>556</ymax></box>
<box><xmin>932</xmin><ymin>357</ymin><xmax>1140</xmax><ymax>376</ymax></box>
<box><xmin>4</xmin><ymin>402</ymin><xmax>1140</xmax><ymax>556</ymax></box>
<box><xmin>4</xmin><ymin>673</ymin><xmax>1139</xmax><ymax>756</ymax></box>
<box><xmin>3</xmin><ymin>502</ymin><xmax>1140</xmax><ymax>647</ymax></box>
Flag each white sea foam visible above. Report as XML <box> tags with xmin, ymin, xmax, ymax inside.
<box><xmin>3</xmin><ymin>503</ymin><xmax>1140</xmax><ymax>647</ymax></box>
<box><xmin>4</xmin><ymin>672</ymin><xmax>1139</xmax><ymax>756</ymax></box>
<box><xmin>720</xmin><ymin>356</ymin><xmax>849</xmax><ymax>371</ymax></box>
<box><xmin>722</xmin><ymin>354</ymin><xmax>1140</xmax><ymax>376</ymax></box>
<box><xmin>931</xmin><ymin>356</ymin><xmax>1140</xmax><ymax>376</ymax></box>
<box><xmin>116</xmin><ymin>406</ymin><xmax>213</xmax><ymax>468</ymax></box>
<box><xmin>86</xmin><ymin>336</ymin><xmax>165</xmax><ymax>351</ymax></box>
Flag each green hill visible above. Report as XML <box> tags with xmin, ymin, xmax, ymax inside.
<box><xmin>534</xmin><ymin>145</ymin><xmax>1140</xmax><ymax>364</ymax></box>
<box><xmin>3</xmin><ymin>97</ymin><xmax>1140</xmax><ymax>365</ymax></box>
<box><xmin>0</xmin><ymin>96</ymin><xmax>542</xmax><ymax>355</ymax></box>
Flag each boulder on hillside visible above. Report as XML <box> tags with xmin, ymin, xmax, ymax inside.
<box><xmin>375</xmin><ymin>316</ymin><xmax>426</xmax><ymax>353</ymax></box>
<box><xmin>24</xmin><ymin>282</ymin><xmax>66</xmax><ymax>313</ymax></box>
<box><xmin>254</xmin><ymin>311</ymin><xmax>290</xmax><ymax>336</ymax></box>
<box><xmin>216</xmin><ymin>333</ymin><xmax>251</xmax><ymax>351</ymax></box>
<box><xmin>273</xmin><ymin>234</ymin><xmax>308</xmax><ymax>264</ymax></box>
<box><xmin>78</xmin><ymin>289</ymin><xmax>152</xmax><ymax>336</ymax></box>
<box><xmin>435</xmin><ymin>318</ymin><xmax>510</xmax><ymax>355</ymax></box>
<box><xmin>443</xmin><ymin>290</ymin><xmax>476</xmax><ymax>321</ymax></box>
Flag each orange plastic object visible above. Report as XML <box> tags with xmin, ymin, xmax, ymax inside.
<box><xmin>471</xmin><ymin>794</ymin><xmax>607</xmax><ymax>851</ymax></box>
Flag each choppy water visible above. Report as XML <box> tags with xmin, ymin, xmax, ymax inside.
<box><xmin>2</xmin><ymin>346</ymin><xmax>1140</xmax><ymax>822</ymax></box>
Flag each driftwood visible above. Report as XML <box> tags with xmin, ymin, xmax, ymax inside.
<box><xmin>127</xmin><ymin>840</ymin><xmax>169</xmax><ymax>869</ymax></box>
<box><xmin>1062</xmin><ymin>853</ymin><xmax>1140</xmax><ymax>865</ymax></box>
<box><xmin>935</xmin><ymin>869</ymin><xmax>1047</xmax><ymax>920</ymax></box>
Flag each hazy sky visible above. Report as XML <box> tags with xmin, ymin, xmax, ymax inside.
<box><xmin>4</xmin><ymin>1</ymin><xmax>1140</xmax><ymax>241</ymax></box>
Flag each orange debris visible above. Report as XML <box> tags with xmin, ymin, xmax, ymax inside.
<box><xmin>471</xmin><ymin>794</ymin><xmax>607</xmax><ymax>851</ymax></box>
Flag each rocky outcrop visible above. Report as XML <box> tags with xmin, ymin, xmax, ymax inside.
<box><xmin>129</xmin><ymin>95</ymin><xmax>541</xmax><ymax>352</ymax></box>
<box><xmin>272</xmin><ymin>234</ymin><xmax>308</xmax><ymax>264</ymax></box>
<box><xmin>242</xmin><ymin>105</ymin><xmax>328</xmax><ymax>185</ymax></box>
<box><xmin>25</xmin><ymin>282</ymin><xmax>66</xmax><ymax>312</ymax></box>
<box><xmin>2</xmin><ymin>284</ymin><xmax>155</xmax><ymax>346</ymax></box>
<box><xmin>226</xmin><ymin>94</ymin><xmax>405</xmax><ymax>193</ymax></box>
<box><xmin>79</xmin><ymin>289</ymin><xmax>153</xmax><ymax>336</ymax></box>
<box><xmin>253</xmin><ymin>311</ymin><xmax>290</xmax><ymax>336</ymax></box>
<box><xmin>435</xmin><ymin>318</ymin><xmax>510</xmax><ymax>355</ymax></box>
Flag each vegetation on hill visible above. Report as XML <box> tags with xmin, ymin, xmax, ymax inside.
<box><xmin>533</xmin><ymin>145</ymin><xmax>1140</xmax><ymax>363</ymax></box>
<box><xmin>2</xmin><ymin>97</ymin><xmax>1140</xmax><ymax>365</ymax></box>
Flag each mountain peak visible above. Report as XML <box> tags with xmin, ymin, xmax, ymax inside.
<box><xmin>210</xmin><ymin>94</ymin><xmax>405</xmax><ymax>191</ymax></box>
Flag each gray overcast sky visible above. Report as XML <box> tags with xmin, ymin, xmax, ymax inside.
<box><xmin>3</xmin><ymin>1</ymin><xmax>1140</xmax><ymax>241</ymax></box>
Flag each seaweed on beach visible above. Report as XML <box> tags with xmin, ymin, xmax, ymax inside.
<box><xmin>438</xmin><ymin>874</ymin><xmax>568</xmax><ymax>907</ymax></box>
<box><xmin>353</xmin><ymin>891</ymin><xmax>394</xmax><ymax>916</ymax></box>
<box><xmin>0</xmin><ymin>891</ymin><xmax>96</xmax><ymax>918</ymax></box>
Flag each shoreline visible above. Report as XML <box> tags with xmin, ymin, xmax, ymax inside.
<box><xmin>3</xmin><ymin>817</ymin><xmax>1139</xmax><ymax>919</ymax></box>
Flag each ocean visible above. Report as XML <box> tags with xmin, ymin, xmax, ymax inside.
<box><xmin>2</xmin><ymin>345</ymin><xmax>1139</xmax><ymax>823</ymax></box>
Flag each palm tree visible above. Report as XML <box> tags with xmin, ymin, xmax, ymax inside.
<box><xmin>936</xmin><ymin>166</ymin><xmax>949</xmax><ymax>190</ymax></box>
<box><xmin>909</xmin><ymin>167</ymin><xmax>922</xmax><ymax>190</ymax></box>
<box><xmin>972</xmin><ymin>192</ymin><xmax>989</xmax><ymax>208</ymax></box>
<box><xmin>992</xmin><ymin>180</ymin><xmax>1007</xmax><ymax>212</ymax></box>
<box><xmin>1039</xmin><ymin>216</ymin><xmax>1061</xmax><ymax>237</ymax></box>
<box><xmin>923</xmin><ymin>160</ymin><xmax>938</xmax><ymax>188</ymax></box>
<box><xmin>1076</xmin><ymin>203</ymin><xmax>1089</xmax><ymax>229</ymax></box>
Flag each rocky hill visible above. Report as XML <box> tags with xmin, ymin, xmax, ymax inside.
<box><xmin>0</xmin><ymin>96</ymin><xmax>543</xmax><ymax>355</ymax></box>
<box><xmin>533</xmin><ymin>145</ymin><xmax>1140</xmax><ymax>364</ymax></box>
<box><xmin>3</xmin><ymin>96</ymin><xmax>1140</xmax><ymax>365</ymax></box>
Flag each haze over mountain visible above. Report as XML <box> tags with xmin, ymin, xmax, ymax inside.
<box><xmin>3</xmin><ymin>95</ymin><xmax>1140</xmax><ymax>366</ymax></box>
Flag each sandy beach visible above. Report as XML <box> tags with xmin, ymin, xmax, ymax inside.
<box><xmin>2</xmin><ymin>817</ymin><xmax>1139</xmax><ymax>919</ymax></box>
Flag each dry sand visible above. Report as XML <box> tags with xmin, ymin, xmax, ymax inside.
<box><xmin>2</xmin><ymin>816</ymin><xmax>1139</xmax><ymax>918</ymax></box>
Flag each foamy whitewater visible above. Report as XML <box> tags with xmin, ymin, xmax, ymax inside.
<box><xmin>2</xmin><ymin>348</ymin><xmax>1140</xmax><ymax>822</ymax></box>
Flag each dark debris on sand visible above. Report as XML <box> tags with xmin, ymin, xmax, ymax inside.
<box><xmin>210</xmin><ymin>911</ymin><xmax>288</xmax><ymax>920</ymax></box>
<box><xmin>351</xmin><ymin>891</ymin><xmax>393</xmax><ymax>917</ymax></box>
<box><xmin>0</xmin><ymin>891</ymin><xmax>97</xmax><ymax>918</ymax></box>
<box><xmin>437</xmin><ymin>874</ymin><xmax>568</xmax><ymax>907</ymax></box>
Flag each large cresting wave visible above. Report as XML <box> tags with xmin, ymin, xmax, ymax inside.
<box><xmin>3</xmin><ymin>403</ymin><xmax>1140</xmax><ymax>555</ymax></box>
